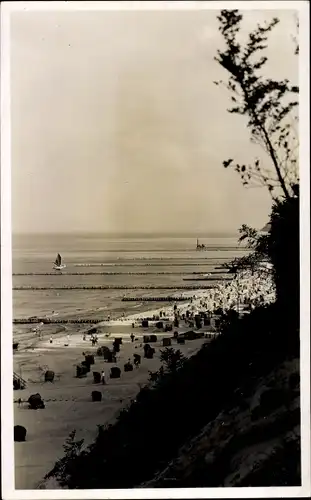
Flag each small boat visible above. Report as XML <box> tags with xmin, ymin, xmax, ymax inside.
<box><xmin>196</xmin><ymin>238</ymin><xmax>207</xmax><ymax>251</ymax></box>
<box><xmin>53</xmin><ymin>253</ymin><xmax>66</xmax><ymax>271</ymax></box>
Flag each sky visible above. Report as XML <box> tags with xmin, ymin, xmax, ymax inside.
<box><xmin>10</xmin><ymin>6</ymin><xmax>298</xmax><ymax>235</ymax></box>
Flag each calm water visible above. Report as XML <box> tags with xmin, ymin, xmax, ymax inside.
<box><xmin>13</xmin><ymin>234</ymin><xmax>247</xmax><ymax>320</ymax></box>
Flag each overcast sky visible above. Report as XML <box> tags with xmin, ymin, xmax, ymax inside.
<box><xmin>10</xmin><ymin>7</ymin><xmax>298</xmax><ymax>234</ymax></box>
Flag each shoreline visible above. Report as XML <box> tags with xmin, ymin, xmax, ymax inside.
<box><xmin>13</xmin><ymin>287</ymin><xmax>220</xmax><ymax>489</ymax></box>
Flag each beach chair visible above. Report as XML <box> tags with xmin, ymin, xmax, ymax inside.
<box><xmin>145</xmin><ymin>347</ymin><xmax>155</xmax><ymax>359</ymax></box>
<box><xmin>110</xmin><ymin>367</ymin><xmax>121</xmax><ymax>379</ymax></box>
<box><xmin>81</xmin><ymin>360</ymin><xmax>91</xmax><ymax>372</ymax></box>
<box><xmin>44</xmin><ymin>370</ymin><xmax>55</xmax><ymax>382</ymax></box>
<box><xmin>91</xmin><ymin>391</ymin><xmax>102</xmax><ymax>402</ymax></box>
<box><xmin>113</xmin><ymin>341</ymin><xmax>120</xmax><ymax>353</ymax></box>
<box><xmin>93</xmin><ymin>371</ymin><xmax>101</xmax><ymax>383</ymax></box>
<box><xmin>14</xmin><ymin>425</ymin><xmax>27</xmax><ymax>442</ymax></box>
<box><xmin>28</xmin><ymin>393</ymin><xmax>45</xmax><ymax>409</ymax></box>
<box><xmin>76</xmin><ymin>364</ymin><xmax>87</xmax><ymax>378</ymax></box>
<box><xmin>85</xmin><ymin>354</ymin><xmax>95</xmax><ymax>365</ymax></box>
<box><xmin>133</xmin><ymin>354</ymin><xmax>141</xmax><ymax>366</ymax></box>
<box><xmin>162</xmin><ymin>338</ymin><xmax>171</xmax><ymax>347</ymax></box>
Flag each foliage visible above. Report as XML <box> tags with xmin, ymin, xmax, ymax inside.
<box><xmin>148</xmin><ymin>348</ymin><xmax>186</xmax><ymax>385</ymax></box>
<box><xmin>148</xmin><ymin>365</ymin><xmax>164</xmax><ymax>383</ymax></box>
<box><xmin>215</xmin><ymin>10</ymin><xmax>299</xmax><ymax>199</ymax></box>
<box><xmin>159</xmin><ymin>347</ymin><xmax>186</xmax><ymax>372</ymax></box>
<box><xmin>218</xmin><ymin>308</ymin><xmax>240</xmax><ymax>333</ymax></box>
<box><xmin>45</xmin><ymin>430</ymin><xmax>85</xmax><ymax>487</ymax></box>
<box><xmin>221</xmin><ymin>222</ymin><xmax>272</xmax><ymax>279</ymax></box>
<box><xmin>267</xmin><ymin>189</ymin><xmax>300</xmax><ymax>334</ymax></box>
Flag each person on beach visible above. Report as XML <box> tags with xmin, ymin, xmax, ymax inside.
<box><xmin>50</xmin><ymin>337</ymin><xmax>53</xmax><ymax>344</ymax></box>
<box><xmin>101</xmin><ymin>370</ymin><xmax>106</xmax><ymax>384</ymax></box>
<box><xmin>130</xmin><ymin>333</ymin><xmax>135</xmax><ymax>343</ymax></box>
<box><xmin>18</xmin><ymin>398</ymin><xmax>22</xmax><ymax>407</ymax></box>
<box><xmin>83</xmin><ymin>334</ymin><xmax>86</xmax><ymax>341</ymax></box>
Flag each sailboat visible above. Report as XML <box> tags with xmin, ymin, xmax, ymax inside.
<box><xmin>53</xmin><ymin>253</ymin><xmax>66</xmax><ymax>271</ymax></box>
<box><xmin>196</xmin><ymin>238</ymin><xmax>206</xmax><ymax>251</ymax></box>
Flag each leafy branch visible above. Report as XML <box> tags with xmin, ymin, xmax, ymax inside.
<box><xmin>215</xmin><ymin>10</ymin><xmax>299</xmax><ymax>199</ymax></box>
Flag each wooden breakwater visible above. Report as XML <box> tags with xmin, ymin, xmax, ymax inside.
<box><xmin>13</xmin><ymin>270</ymin><xmax>225</xmax><ymax>276</ymax></box>
<box><xmin>13</xmin><ymin>311</ymin><xmax>177</xmax><ymax>324</ymax></box>
<box><xmin>122</xmin><ymin>296</ymin><xmax>188</xmax><ymax>302</ymax></box>
<box><xmin>13</xmin><ymin>285</ymin><xmax>214</xmax><ymax>291</ymax></box>
<box><xmin>74</xmin><ymin>261</ymin><xmax>228</xmax><ymax>266</ymax></box>
<box><xmin>13</xmin><ymin>318</ymin><xmax>106</xmax><ymax>324</ymax></box>
<box><xmin>183</xmin><ymin>278</ymin><xmax>231</xmax><ymax>282</ymax></box>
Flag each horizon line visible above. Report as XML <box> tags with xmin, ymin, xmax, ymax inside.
<box><xmin>12</xmin><ymin>230</ymin><xmax>240</xmax><ymax>238</ymax></box>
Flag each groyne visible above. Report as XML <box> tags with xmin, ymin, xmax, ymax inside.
<box><xmin>183</xmin><ymin>276</ymin><xmax>232</xmax><ymax>281</ymax></box>
<box><xmin>13</xmin><ymin>318</ymin><xmax>106</xmax><ymax>324</ymax></box>
<box><xmin>13</xmin><ymin>285</ymin><xmax>214</xmax><ymax>290</ymax></box>
<box><xmin>13</xmin><ymin>271</ymin><xmax>225</xmax><ymax>276</ymax></box>
<box><xmin>122</xmin><ymin>296</ymin><xmax>188</xmax><ymax>302</ymax></box>
<box><xmin>13</xmin><ymin>309</ymin><xmax>179</xmax><ymax>324</ymax></box>
<box><xmin>74</xmin><ymin>258</ymin><xmax>230</xmax><ymax>266</ymax></box>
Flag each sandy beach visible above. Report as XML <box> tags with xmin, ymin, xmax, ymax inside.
<box><xmin>13</xmin><ymin>304</ymin><xmax>212</xmax><ymax>489</ymax></box>
<box><xmin>13</xmin><ymin>268</ymin><xmax>276</xmax><ymax>489</ymax></box>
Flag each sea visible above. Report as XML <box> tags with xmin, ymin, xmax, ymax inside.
<box><xmin>12</xmin><ymin>234</ymin><xmax>248</xmax><ymax>323</ymax></box>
